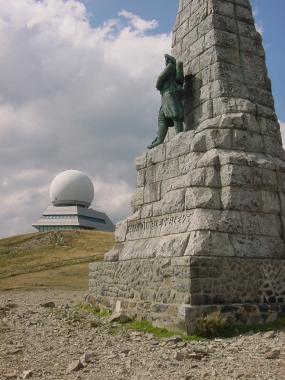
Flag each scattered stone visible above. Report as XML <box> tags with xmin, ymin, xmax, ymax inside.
<box><xmin>188</xmin><ymin>352</ymin><xmax>204</xmax><ymax>360</ymax></box>
<box><xmin>89</xmin><ymin>320</ymin><xmax>99</xmax><ymax>328</ymax></box>
<box><xmin>0</xmin><ymin>318</ymin><xmax>9</xmax><ymax>331</ymax></box>
<box><xmin>109</xmin><ymin>312</ymin><xmax>131</xmax><ymax>324</ymax></box>
<box><xmin>4</xmin><ymin>303</ymin><xmax>18</xmax><ymax>309</ymax></box>
<box><xmin>174</xmin><ymin>351</ymin><xmax>186</xmax><ymax>361</ymax></box>
<box><xmin>1</xmin><ymin>290</ymin><xmax>285</xmax><ymax>380</ymax></box>
<box><xmin>80</xmin><ymin>352</ymin><xmax>94</xmax><ymax>364</ymax></box>
<box><xmin>263</xmin><ymin>331</ymin><xmax>276</xmax><ymax>339</ymax></box>
<box><xmin>7</xmin><ymin>348</ymin><xmax>22</xmax><ymax>355</ymax></box>
<box><xmin>103</xmin><ymin>340</ymin><xmax>113</xmax><ymax>348</ymax></box>
<box><xmin>166</xmin><ymin>336</ymin><xmax>182</xmax><ymax>344</ymax></box>
<box><xmin>40</xmin><ymin>302</ymin><xmax>55</xmax><ymax>308</ymax></box>
<box><xmin>66</xmin><ymin>360</ymin><xmax>84</xmax><ymax>373</ymax></box>
<box><xmin>22</xmin><ymin>370</ymin><xmax>33</xmax><ymax>379</ymax></box>
<box><xmin>3</xmin><ymin>371</ymin><xmax>18</xmax><ymax>379</ymax></box>
<box><xmin>264</xmin><ymin>349</ymin><xmax>281</xmax><ymax>359</ymax></box>
<box><xmin>177</xmin><ymin>341</ymin><xmax>187</xmax><ymax>349</ymax></box>
<box><xmin>121</xmin><ymin>348</ymin><xmax>130</xmax><ymax>356</ymax></box>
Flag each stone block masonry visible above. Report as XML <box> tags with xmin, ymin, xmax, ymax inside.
<box><xmin>89</xmin><ymin>0</ymin><xmax>285</xmax><ymax>333</ymax></box>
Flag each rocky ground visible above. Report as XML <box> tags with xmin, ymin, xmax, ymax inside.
<box><xmin>0</xmin><ymin>290</ymin><xmax>285</xmax><ymax>380</ymax></box>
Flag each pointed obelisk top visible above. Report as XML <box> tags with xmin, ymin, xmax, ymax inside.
<box><xmin>171</xmin><ymin>0</ymin><xmax>282</xmax><ymax>158</ymax></box>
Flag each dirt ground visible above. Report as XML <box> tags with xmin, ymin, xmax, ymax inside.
<box><xmin>1</xmin><ymin>289</ymin><xmax>285</xmax><ymax>380</ymax></box>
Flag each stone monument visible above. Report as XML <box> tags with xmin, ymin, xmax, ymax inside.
<box><xmin>89</xmin><ymin>0</ymin><xmax>285</xmax><ymax>333</ymax></box>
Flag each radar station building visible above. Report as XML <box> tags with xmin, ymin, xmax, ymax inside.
<box><xmin>33</xmin><ymin>170</ymin><xmax>115</xmax><ymax>233</ymax></box>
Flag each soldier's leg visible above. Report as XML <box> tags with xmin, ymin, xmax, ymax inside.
<box><xmin>157</xmin><ymin>110</ymin><xmax>168</xmax><ymax>143</ymax></box>
<box><xmin>147</xmin><ymin>108</ymin><xmax>168</xmax><ymax>149</ymax></box>
<box><xmin>174</xmin><ymin>119</ymin><xmax>184</xmax><ymax>134</ymax></box>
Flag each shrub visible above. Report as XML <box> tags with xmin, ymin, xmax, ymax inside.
<box><xmin>194</xmin><ymin>313</ymin><xmax>228</xmax><ymax>338</ymax></box>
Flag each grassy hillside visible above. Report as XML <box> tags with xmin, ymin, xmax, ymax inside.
<box><xmin>0</xmin><ymin>230</ymin><xmax>114</xmax><ymax>291</ymax></box>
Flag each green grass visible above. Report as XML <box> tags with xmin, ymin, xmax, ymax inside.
<box><xmin>206</xmin><ymin>317</ymin><xmax>285</xmax><ymax>339</ymax></box>
<box><xmin>79</xmin><ymin>304</ymin><xmax>112</xmax><ymax>318</ymax></box>
<box><xmin>80</xmin><ymin>304</ymin><xmax>285</xmax><ymax>340</ymax></box>
<box><xmin>125</xmin><ymin>319</ymin><xmax>200</xmax><ymax>341</ymax></box>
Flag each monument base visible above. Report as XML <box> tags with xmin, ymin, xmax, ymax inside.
<box><xmin>89</xmin><ymin>256</ymin><xmax>285</xmax><ymax>334</ymax></box>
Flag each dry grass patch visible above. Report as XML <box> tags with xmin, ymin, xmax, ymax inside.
<box><xmin>0</xmin><ymin>230</ymin><xmax>114</xmax><ymax>291</ymax></box>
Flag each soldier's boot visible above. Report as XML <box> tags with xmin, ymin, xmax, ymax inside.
<box><xmin>147</xmin><ymin>113</ymin><xmax>168</xmax><ymax>149</ymax></box>
<box><xmin>174</xmin><ymin>120</ymin><xmax>184</xmax><ymax>134</ymax></box>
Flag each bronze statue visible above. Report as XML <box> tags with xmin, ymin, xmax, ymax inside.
<box><xmin>148</xmin><ymin>54</ymin><xmax>185</xmax><ymax>150</ymax></box>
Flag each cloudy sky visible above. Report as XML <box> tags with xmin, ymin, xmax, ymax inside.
<box><xmin>0</xmin><ymin>0</ymin><xmax>284</xmax><ymax>239</ymax></box>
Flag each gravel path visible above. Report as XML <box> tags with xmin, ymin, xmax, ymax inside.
<box><xmin>0</xmin><ymin>290</ymin><xmax>285</xmax><ymax>380</ymax></box>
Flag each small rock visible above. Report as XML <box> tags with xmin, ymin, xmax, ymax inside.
<box><xmin>0</xmin><ymin>319</ymin><xmax>9</xmax><ymax>331</ymax></box>
<box><xmin>80</xmin><ymin>352</ymin><xmax>94</xmax><ymax>364</ymax></box>
<box><xmin>40</xmin><ymin>302</ymin><xmax>55</xmax><ymax>308</ymax></box>
<box><xmin>188</xmin><ymin>352</ymin><xmax>203</xmax><ymax>360</ymax></box>
<box><xmin>5</xmin><ymin>303</ymin><xmax>18</xmax><ymax>309</ymax></box>
<box><xmin>177</xmin><ymin>342</ymin><xmax>187</xmax><ymax>349</ymax></box>
<box><xmin>22</xmin><ymin>370</ymin><xmax>33</xmax><ymax>379</ymax></box>
<box><xmin>66</xmin><ymin>360</ymin><xmax>84</xmax><ymax>373</ymax></box>
<box><xmin>3</xmin><ymin>371</ymin><xmax>18</xmax><ymax>379</ymax></box>
<box><xmin>265</xmin><ymin>349</ymin><xmax>280</xmax><ymax>359</ymax></box>
<box><xmin>193</xmin><ymin>349</ymin><xmax>209</xmax><ymax>358</ymax></box>
<box><xmin>7</xmin><ymin>348</ymin><xmax>22</xmax><ymax>355</ymax></box>
<box><xmin>106</xmin><ymin>354</ymin><xmax>118</xmax><ymax>360</ymax></box>
<box><xmin>89</xmin><ymin>320</ymin><xmax>99</xmax><ymax>328</ymax></box>
<box><xmin>103</xmin><ymin>340</ymin><xmax>113</xmax><ymax>348</ymax></box>
<box><xmin>121</xmin><ymin>348</ymin><xmax>130</xmax><ymax>356</ymax></box>
<box><xmin>166</xmin><ymin>336</ymin><xmax>182</xmax><ymax>344</ymax></box>
<box><xmin>109</xmin><ymin>312</ymin><xmax>131</xmax><ymax>324</ymax></box>
<box><xmin>263</xmin><ymin>331</ymin><xmax>276</xmax><ymax>339</ymax></box>
<box><xmin>118</xmin><ymin>368</ymin><xmax>129</xmax><ymax>376</ymax></box>
<box><xmin>174</xmin><ymin>351</ymin><xmax>186</xmax><ymax>361</ymax></box>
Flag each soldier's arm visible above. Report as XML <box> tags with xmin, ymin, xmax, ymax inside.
<box><xmin>176</xmin><ymin>61</ymin><xmax>184</xmax><ymax>85</ymax></box>
<box><xmin>156</xmin><ymin>63</ymin><xmax>175</xmax><ymax>91</ymax></box>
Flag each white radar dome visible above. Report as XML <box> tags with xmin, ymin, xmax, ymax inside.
<box><xmin>50</xmin><ymin>170</ymin><xmax>94</xmax><ymax>207</ymax></box>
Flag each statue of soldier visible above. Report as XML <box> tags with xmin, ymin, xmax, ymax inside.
<box><xmin>147</xmin><ymin>54</ymin><xmax>185</xmax><ymax>150</ymax></box>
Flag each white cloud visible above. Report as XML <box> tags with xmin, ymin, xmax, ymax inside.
<box><xmin>253</xmin><ymin>7</ymin><xmax>263</xmax><ymax>35</ymax></box>
<box><xmin>119</xmin><ymin>10</ymin><xmax>158</xmax><ymax>34</ymax></box>
<box><xmin>0</xmin><ymin>0</ymin><xmax>171</xmax><ymax>238</ymax></box>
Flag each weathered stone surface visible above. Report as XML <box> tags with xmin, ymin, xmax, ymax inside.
<box><xmin>89</xmin><ymin>0</ymin><xmax>285</xmax><ymax>334</ymax></box>
<box><xmin>221</xmin><ymin>187</ymin><xmax>262</xmax><ymax>212</ymax></box>
<box><xmin>166</xmin><ymin>131</ymin><xmax>193</xmax><ymax>158</ymax></box>
<box><xmin>144</xmin><ymin>182</ymin><xmax>161</xmax><ymax>204</ymax></box>
<box><xmin>229</xmin><ymin>234</ymin><xmax>284</xmax><ymax>259</ymax></box>
<box><xmin>147</xmin><ymin>144</ymin><xmax>166</xmax><ymax>165</ymax></box>
<box><xmin>89</xmin><ymin>255</ymin><xmax>285</xmax><ymax>332</ymax></box>
<box><xmin>156</xmin><ymin>158</ymin><xmax>179</xmax><ymax>181</ymax></box>
<box><xmin>185</xmin><ymin>187</ymin><xmax>221</xmax><ymax>209</ymax></box>
<box><xmin>115</xmin><ymin>221</ymin><xmax>128</xmax><ymax>243</ymax></box>
<box><xmin>135</xmin><ymin>153</ymin><xmax>147</xmax><ymax>170</ymax></box>
<box><xmin>136</xmin><ymin>169</ymin><xmax>145</xmax><ymax>187</ymax></box>
<box><xmin>153</xmin><ymin>189</ymin><xmax>186</xmax><ymax>216</ymax></box>
<box><xmin>131</xmin><ymin>188</ymin><xmax>144</xmax><ymax>210</ymax></box>
<box><xmin>185</xmin><ymin>231</ymin><xmax>234</xmax><ymax>256</ymax></box>
<box><xmin>191</xmin><ymin>129</ymin><xmax>232</xmax><ymax>152</ymax></box>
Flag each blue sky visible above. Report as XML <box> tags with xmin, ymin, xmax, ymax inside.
<box><xmin>82</xmin><ymin>0</ymin><xmax>285</xmax><ymax>121</ymax></box>
<box><xmin>0</xmin><ymin>0</ymin><xmax>284</xmax><ymax>238</ymax></box>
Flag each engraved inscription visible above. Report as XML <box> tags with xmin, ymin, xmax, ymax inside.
<box><xmin>126</xmin><ymin>211</ymin><xmax>193</xmax><ymax>240</ymax></box>
<box><xmin>128</xmin><ymin>213</ymin><xmax>191</xmax><ymax>232</ymax></box>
